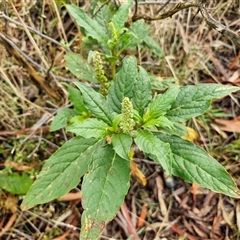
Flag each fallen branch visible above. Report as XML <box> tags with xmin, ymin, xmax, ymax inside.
<box><xmin>132</xmin><ymin>1</ymin><xmax>240</xmax><ymax>48</ymax></box>
<box><xmin>199</xmin><ymin>4</ymin><xmax>240</xmax><ymax>48</ymax></box>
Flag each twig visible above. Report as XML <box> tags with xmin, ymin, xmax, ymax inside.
<box><xmin>0</xmin><ymin>32</ymin><xmax>78</xmax><ymax>83</ymax></box>
<box><xmin>132</xmin><ymin>1</ymin><xmax>199</xmax><ymax>21</ymax></box>
<box><xmin>133</xmin><ymin>0</ymin><xmax>138</xmax><ymax>19</ymax></box>
<box><xmin>136</xmin><ymin>1</ymin><xmax>179</xmax><ymax>5</ymax></box>
<box><xmin>155</xmin><ymin>0</ymin><xmax>172</xmax><ymax>15</ymax></box>
<box><xmin>199</xmin><ymin>4</ymin><xmax>240</xmax><ymax>48</ymax></box>
<box><xmin>132</xmin><ymin>1</ymin><xmax>240</xmax><ymax>48</ymax></box>
<box><xmin>92</xmin><ymin>0</ymin><xmax>111</xmax><ymax>18</ymax></box>
<box><xmin>0</xmin><ymin>13</ymin><xmax>71</xmax><ymax>52</ymax></box>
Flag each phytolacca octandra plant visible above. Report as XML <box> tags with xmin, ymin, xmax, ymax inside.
<box><xmin>21</xmin><ymin>55</ymin><xmax>240</xmax><ymax>239</ymax></box>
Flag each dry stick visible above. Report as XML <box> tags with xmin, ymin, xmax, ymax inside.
<box><xmin>132</xmin><ymin>1</ymin><xmax>240</xmax><ymax>48</ymax></box>
<box><xmin>0</xmin><ymin>34</ymin><xmax>62</xmax><ymax>101</ymax></box>
<box><xmin>132</xmin><ymin>1</ymin><xmax>199</xmax><ymax>21</ymax></box>
<box><xmin>155</xmin><ymin>0</ymin><xmax>172</xmax><ymax>15</ymax></box>
<box><xmin>0</xmin><ymin>13</ymin><xmax>71</xmax><ymax>52</ymax></box>
<box><xmin>0</xmin><ymin>66</ymin><xmax>50</xmax><ymax>113</ymax></box>
<box><xmin>0</xmin><ymin>32</ymin><xmax>44</xmax><ymax>70</ymax></box>
<box><xmin>0</xmin><ymin>32</ymin><xmax>75</xmax><ymax>83</ymax></box>
<box><xmin>51</xmin><ymin>0</ymin><xmax>68</xmax><ymax>43</ymax></box>
<box><xmin>199</xmin><ymin>4</ymin><xmax>240</xmax><ymax>48</ymax></box>
<box><xmin>10</xmin><ymin>2</ymin><xmax>51</xmax><ymax>71</ymax></box>
<box><xmin>10</xmin><ymin>2</ymin><xmax>68</xmax><ymax>102</ymax></box>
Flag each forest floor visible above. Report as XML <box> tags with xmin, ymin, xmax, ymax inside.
<box><xmin>0</xmin><ymin>1</ymin><xmax>240</xmax><ymax>239</ymax></box>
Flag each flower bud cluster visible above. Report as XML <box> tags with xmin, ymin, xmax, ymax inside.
<box><xmin>120</xmin><ymin>97</ymin><xmax>134</xmax><ymax>134</ymax></box>
<box><xmin>109</xmin><ymin>22</ymin><xmax>118</xmax><ymax>43</ymax></box>
<box><xmin>93</xmin><ymin>52</ymin><xmax>109</xmax><ymax>95</ymax></box>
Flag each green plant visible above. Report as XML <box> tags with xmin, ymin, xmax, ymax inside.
<box><xmin>21</xmin><ymin>2</ymin><xmax>240</xmax><ymax>239</ymax></box>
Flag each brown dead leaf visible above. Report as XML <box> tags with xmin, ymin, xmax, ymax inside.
<box><xmin>171</xmin><ymin>225</ymin><xmax>198</xmax><ymax>240</ymax></box>
<box><xmin>191</xmin><ymin>222</ymin><xmax>208</xmax><ymax>238</ymax></box>
<box><xmin>121</xmin><ymin>202</ymin><xmax>140</xmax><ymax>240</ymax></box>
<box><xmin>227</xmin><ymin>70</ymin><xmax>239</xmax><ymax>83</ymax></box>
<box><xmin>4</xmin><ymin>160</ymin><xmax>34</xmax><ymax>171</ymax></box>
<box><xmin>192</xmin><ymin>182</ymin><xmax>201</xmax><ymax>202</ymax></box>
<box><xmin>229</xmin><ymin>51</ymin><xmax>240</xmax><ymax>70</ymax></box>
<box><xmin>0</xmin><ymin>213</ymin><xmax>17</xmax><ymax>237</ymax></box>
<box><xmin>215</xmin><ymin>116</ymin><xmax>240</xmax><ymax>133</ymax></box>
<box><xmin>137</xmin><ymin>204</ymin><xmax>147</xmax><ymax>228</ymax></box>
<box><xmin>57</xmin><ymin>192</ymin><xmax>82</xmax><ymax>202</ymax></box>
<box><xmin>182</xmin><ymin>127</ymin><xmax>199</xmax><ymax>141</ymax></box>
<box><xmin>156</xmin><ymin>176</ymin><xmax>168</xmax><ymax>217</ymax></box>
<box><xmin>130</xmin><ymin>161</ymin><xmax>147</xmax><ymax>186</ymax></box>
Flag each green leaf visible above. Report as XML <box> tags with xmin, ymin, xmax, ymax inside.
<box><xmin>21</xmin><ymin>137</ymin><xmax>103</xmax><ymax>210</ymax></box>
<box><xmin>119</xmin><ymin>20</ymin><xmax>151</xmax><ymax>51</ymax></box>
<box><xmin>154</xmin><ymin>133</ymin><xmax>240</xmax><ymax>198</ymax></box>
<box><xmin>74</xmin><ymin>82</ymin><xmax>113</xmax><ymax>125</ymax></box>
<box><xmin>64</xmin><ymin>53</ymin><xmax>97</xmax><ymax>83</ymax></box>
<box><xmin>66</xmin><ymin>5</ymin><xmax>108</xmax><ymax>46</ymax></box>
<box><xmin>150</xmin><ymin>75</ymin><xmax>178</xmax><ymax>91</ymax></box>
<box><xmin>93</xmin><ymin>4</ymin><xmax>112</xmax><ymax>29</ymax></box>
<box><xmin>67</xmin><ymin>118</ymin><xmax>109</xmax><ymax>139</ymax></box>
<box><xmin>144</xmin><ymin>116</ymin><xmax>174</xmax><ymax>130</ymax></box>
<box><xmin>143</xmin><ymin>35</ymin><xmax>164</xmax><ymax>57</ymax></box>
<box><xmin>0</xmin><ymin>172</ymin><xmax>33</xmax><ymax>195</ymax></box>
<box><xmin>144</xmin><ymin>87</ymin><xmax>179</xmax><ymax>122</ymax></box>
<box><xmin>164</xmin><ymin>122</ymin><xmax>188</xmax><ymax>137</ymax></box>
<box><xmin>80</xmin><ymin>145</ymin><xmax>130</xmax><ymax>239</ymax></box>
<box><xmin>67</xmin><ymin>84</ymin><xmax>88</xmax><ymax>113</ymax></box>
<box><xmin>50</xmin><ymin>108</ymin><xmax>77</xmax><ymax>132</ymax></box>
<box><xmin>132</xmin><ymin>66</ymin><xmax>152</xmax><ymax>116</ymax></box>
<box><xmin>166</xmin><ymin>84</ymin><xmax>239</xmax><ymax>122</ymax></box>
<box><xmin>108</xmin><ymin>56</ymin><xmax>138</xmax><ymax>113</ymax></box>
<box><xmin>134</xmin><ymin>129</ymin><xmax>173</xmax><ymax>175</ymax></box>
<box><xmin>112</xmin><ymin>133</ymin><xmax>132</xmax><ymax>160</ymax></box>
<box><xmin>112</xmin><ymin>1</ymin><xmax>132</xmax><ymax>31</ymax></box>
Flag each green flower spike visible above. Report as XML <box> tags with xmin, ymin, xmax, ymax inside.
<box><xmin>120</xmin><ymin>97</ymin><xmax>134</xmax><ymax>134</ymax></box>
<box><xmin>93</xmin><ymin>52</ymin><xmax>109</xmax><ymax>96</ymax></box>
<box><xmin>109</xmin><ymin>22</ymin><xmax>118</xmax><ymax>43</ymax></box>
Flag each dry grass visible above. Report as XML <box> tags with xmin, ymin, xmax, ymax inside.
<box><xmin>0</xmin><ymin>0</ymin><xmax>239</xmax><ymax>239</ymax></box>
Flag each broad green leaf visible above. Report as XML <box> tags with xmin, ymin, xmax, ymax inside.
<box><xmin>144</xmin><ymin>116</ymin><xmax>174</xmax><ymax>130</ymax></box>
<box><xmin>75</xmin><ymin>82</ymin><xmax>113</xmax><ymax>125</ymax></box>
<box><xmin>119</xmin><ymin>20</ymin><xmax>151</xmax><ymax>52</ymax></box>
<box><xmin>166</xmin><ymin>84</ymin><xmax>239</xmax><ymax>122</ymax></box>
<box><xmin>108</xmin><ymin>56</ymin><xmax>138</xmax><ymax>113</ymax></box>
<box><xmin>132</xmin><ymin>66</ymin><xmax>152</xmax><ymax>116</ymax></box>
<box><xmin>66</xmin><ymin>5</ymin><xmax>108</xmax><ymax>45</ymax></box>
<box><xmin>0</xmin><ymin>172</ymin><xmax>33</xmax><ymax>195</ymax></box>
<box><xmin>50</xmin><ymin>108</ymin><xmax>77</xmax><ymax>132</ymax></box>
<box><xmin>21</xmin><ymin>137</ymin><xmax>103</xmax><ymax>210</ymax></box>
<box><xmin>134</xmin><ymin>129</ymin><xmax>173</xmax><ymax>175</ymax></box>
<box><xmin>133</xmin><ymin>109</ymin><xmax>143</xmax><ymax>124</ymax></box>
<box><xmin>80</xmin><ymin>145</ymin><xmax>131</xmax><ymax>239</ymax></box>
<box><xmin>112</xmin><ymin>133</ymin><xmax>132</xmax><ymax>160</ymax></box>
<box><xmin>143</xmin><ymin>35</ymin><xmax>165</xmax><ymax>58</ymax></box>
<box><xmin>112</xmin><ymin>1</ymin><xmax>132</xmax><ymax>31</ymax></box>
<box><xmin>67</xmin><ymin>118</ymin><xmax>109</xmax><ymax>139</ymax></box>
<box><xmin>64</xmin><ymin>53</ymin><xmax>97</xmax><ymax>83</ymax></box>
<box><xmin>93</xmin><ymin>4</ymin><xmax>112</xmax><ymax>29</ymax></box>
<box><xmin>144</xmin><ymin>87</ymin><xmax>179</xmax><ymax>122</ymax></box>
<box><xmin>150</xmin><ymin>75</ymin><xmax>178</xmax><ymax>91</ymax></box>
<box><xmin>163</xmin><ymin>122</ymin><xmax>188</xmax><ymax>137</ymax></box>
<box><xmin>154</xmin><ymin>133</ymin><xmax>240</xmax><ymax>198</ymax></box>
<box><xmin>67</xmin><ymin>84</ymin><xmax>88</xmax><ymax>113</ymax></box>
